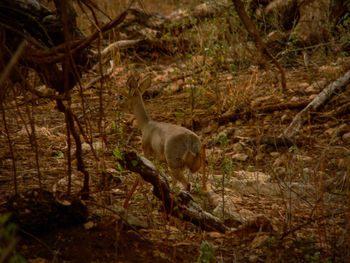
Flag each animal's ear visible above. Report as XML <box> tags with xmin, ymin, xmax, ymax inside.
<box><xmin>138</xmin><ymin>74</ymin><xmax>151</xmax><ymax>93</ymax></box>
<box><xmin>126</xmin><ymin>75</ymin><xmax>138</xmax><ymax>96</ymax></box>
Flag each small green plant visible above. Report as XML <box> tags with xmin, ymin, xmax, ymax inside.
<box><xmin>222</xmin><ymin>158</ymin><xmax>234</xmax><ymax>179</ymax></box>
<box><xmin>266</xmin><ymin>236</ymin><xmax>276</xmax><ymax>248</ymax></box>
<box><xmin>113</xmin><ymin>147</ymin><xmax>123</xmax><ymax>159</ymax></box>
<box><xmin>131</xmin><ymin>159</ymin><xmax>138</xmax><ymax>167</ymax></box>
<box><xmin>215</xmin><ymin>132</ymin><xmax>228</xmax><ymax>146</ymax></box>
<box><xmin>304</xmin><ymin>252</ymin><xmax>319</xmax><ymax>263</ymax></box>
<box><xmin>54</xmin><ymin>151</ymin><xmax>64</xmax><ymax>160</ymax></box>
<box><xmin>113</xmin><ymin>147</ymin><xmax>124</xmax><ymax>173</ymax></box>
<box><xmin>247</xmin><ymin>165</ymin><xmax>255</xmax><ymax>172</ymax></box>
<box><xmin>197</xmin><ymin>241</ymin><xmax>215</xmax><ymax>263</ymax></box>
<box><xmin>289</xmin><ymin>145</ymin><xmax>301</xmax><ymax>155</ymax></box>
<box><xmin>0</xmin><ymin>213</ymin><xmax>26</xmax><ymax>263</ymax></box>
<box><xmin>176</xmin><ymin>111</ymin><xmax>185</xmax><ymax>118</ymax></box>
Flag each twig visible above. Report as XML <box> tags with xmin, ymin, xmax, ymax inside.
<box><xmin>0</xmin><ymin>106</ymin><xmax>17</xmax><ymax>194</ymax></box>
<box><xmin>56</xmin><ymin>99</ymin><xmax>90</xmax><ymax>199</ymax></box>
<box><xmin>24</xmin><ymin>92</ymin><xmax>42</xmax><ymax>187</ymax></box>
<box><xmin>88</xmin><ymin>201</ymin><xmax>147</xmax><ymax>241</ymax></box>
<box><xmin>232</xmin><ymin>0</ymin><xmax>286</xmax><ymax>92</ymax></box>
<box><xmin>280</xmin><ymin>211</ymin><xmax>344</xmax><ymax>240</ymax></box>
<box><xmin>0</xmin><ymin>40</ymin><xmax>26</xmax><ymax>88</ymax></box>
<box><xmin>27</xmin><ymin>3</ymin><xmax>132</xmax><ymax>64</ymax></box>
<box><xmin>17</xmin><ymin>229</ymin><xmax>55</xmax><ymax>254</ymax></box>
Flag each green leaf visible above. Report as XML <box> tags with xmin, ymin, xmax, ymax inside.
<box><xmin>0</xmin><ymin>213</ymin><xmax>11</xmax><ymax>225</ymax></box>
<box><xmin>113</xmin><ymin>147</ymin><xmax>123</xmax><ymax>159</ymax></box>
<box><xmin>131</xmin><ymin>160</ymin><xmax>138</xmax><ymax>167</ymax></box>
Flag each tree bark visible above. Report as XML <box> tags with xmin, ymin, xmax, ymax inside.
<box><xmin>120</xmin><ymin>151</ymin><xmax>228</xmax><ymax>233</ymax></box>
<box><xmin>232</xmin><ymin>0</ymin><xmax>287</xmax><ymax>92</ymax></box>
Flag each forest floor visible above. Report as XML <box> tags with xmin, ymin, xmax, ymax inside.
<box><xmin>0</xmin><ymin>3</ymin><xmax>350</xmax><ymax>261</ymax></box>
<box><xmin>0</xmin><ymin>53</ymin><xmax>349</xmax><ymax>262</ymax></box>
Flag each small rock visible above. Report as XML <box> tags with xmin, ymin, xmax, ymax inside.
<box><xmin>235</xmin><ymin>119</ymin><xmax>243</xmax><ymax>126</ymax></box>
<box><xmin>205</xmin><ymin>189</ymin><xmax>221</xmax><ymax>207</ymax></box>
<box><xmin>238</xmin><ymin>208</ymin><xmax>257</xmax><ymax>222</ymax></box>
<box><xmin>342</xmin><ymin>132</ymin><xmax>350</xmax><ymax>143</ymax></box>
<box><xmin>308</xmin><ymin>94</ymin><xmax>317</xmax><ymax>100</ymax></box>
<box><xmin>82</xmin><ymin>141</ymin><xmax>106</xmax><ymax>152</ymax></box>
<box><xmin>167</xmin><ymin>225</ymin><xmax>180</xmax><ymax>232</ymax></box>
<box><xmin>290</xmin><ymin>96</ymin><xmax>299</xmax><ymax>102</ymax></box>
<box><xmin>305</xmin><ymin>85</ymin><xmax>316</xmax><ymax>93</ymax></box>
<box><xmin>251</xmin><ymin>95</ymin><xmax>274</xmax><ymax>107</ymax></box>
<box><xmin>232</xmin><ymin>153</ymin><xmax>248</xmax><ymax>161</ymax></box>
<box><xmin>281</xmin><ymin>114</ymin><xmax>290</xmax><ymax>123</ymax></box>
<box><xmin>336</xmin><ymin>124</ymin><xmax>349</xmax><ymax>135</ymax></box>
<box><xmin>232</xmin><ymin>142</ymin><xmax>244</xmax><ymax>153</ymax></box>
<box><xmin>203</xmin><ymin>120</ymin><xmax>218</xmax><ymax>134</ymax></box>
<box><xmin>81</xmin><ymin>142</ymin><xmax>90</xmax><ymax>151</ymax></box>
<box><xmin>298</xmin><ymin>82</ymin><xmax>309</xmax><ymax>89</ymax></box>
<box><xmin>165</xmin><ymin>81</ymin><xmax>181</xmax><ymax>93</ymax></box>
<box><xmin>192</xmin><ymin>55</ymin><xmax>205</xmax><ymax>66</ymax></box>
<box><xmin>249</xmin><ymin>254</ymin><xmax>259</xmax><ymax>263</ymax></box>
<box><xmin>325</xmin><ymin>128</ymin><xmax>337</xmax><ymax>136</ymax></box>
<box><xmin>336</xmin><ymin>57</ymin><xmax>350</xmax><ymax>65</ymax></box>
<box><xmin>206</xmin><ymin>231</ymin><xmax>222</xmax><ymax>239</ymax></box>
<box><xmin>93</xmin><ymin>141</ymin><xmax>106</xmax><ymax>151</ymax></box>
<box><xmin>126</xmin><ymin>214</ymin><xmax>149</xmax><ymax>229</ymax></box>
<box><xmin>269</xmin><ymin>152</ymin><xmax>280</xmax><ymax>158</ymax></box>
<box><xmin>36</xmin><ymin>85</ymin><xmax>54</xmax><ymax>96</ymax></box>
<box><xmin>84</xmin><ymin>221</ymin><xmax>95</xmax><ymax>230</ymax></box>
<box><xmin>233</xmin><ymin>128</ymin><xmax>246</xmax><ymax>137</ymax></box>
<box><xmin>28</xmin><ymin>257</ymin><xmax>50</xmax><ymax>263</ymax></box>
<box><xmin>302</xmin><ymin>168</ymin><xmax>312</xmax><ymax>175</ymax></box>
<box><xmin>295</xmin><ymin>155</ymin><xmax>313</xmax><ymax>162</ymax></box>
<box><xmin>249</xmin><ymin>234</ymin><xmax>270</xmax><ymax>249</ymax></box>
<box><xmin>255</xmin><ymin>153</ymin><xmax>265</xmax><ymax>162</ymax></box>
<box><xmin>234</xmin><ymin>171</ymin><xmax>270</xmax><ymax>182</ymax></box>
<box><xmin>275</xmin><ymin>166</ymin><xmax>286</xmax><ymax>176</ymax></box>
<box><xmin>264</xmin><ymin>115</ymin><xmax>272</xmax><ymax>123</ymax></box>
<box><xmin>213</xmin><ymin>203</ymin><xmax>244</xmax><ymax>227</ymax></box>
<box><xmin>311</xmin><ymin>80</ymin><xmax>326</xmax><ymax>89</ymax></box>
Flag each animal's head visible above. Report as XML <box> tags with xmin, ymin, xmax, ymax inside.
<box><xmin>126</xmin><ymin>74</ymin><xmax>151</xmax><ymax>98</ymax></box>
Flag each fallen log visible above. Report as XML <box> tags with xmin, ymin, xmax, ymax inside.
<box><xmin>99</xmin><ymin>1</ymin><xmax>232</xmax><ymax>57</ymax></box>
<box><xmin>119</xmin><ymin>150</ymin><xmax>228</xmax><ymax>233</ymax></box>
<box><xmin>282</xmin><ymin>70</ymin><xmax>350</xmax><ymax>139</ymax></box>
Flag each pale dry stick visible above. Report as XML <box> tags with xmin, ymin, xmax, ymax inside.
<box><xmin>126</xmin><ymin>74</ymin><xmax>202</xmax><ymax>191</ymax></box>
<box><xmin>23</xmin><ymin>94</ymin><xmax>42</xmax><ymax>188</ymax></box>
<box><xmin>282</xmin><ymin>70</ymin><xmax>350</xmax><ymax>139</ymax></box>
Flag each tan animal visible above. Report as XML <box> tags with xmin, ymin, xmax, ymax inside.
<box><xmin>127</xmin><ymin>74</ymin><xmax>202</xmax><ymax>191</ymax></box>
